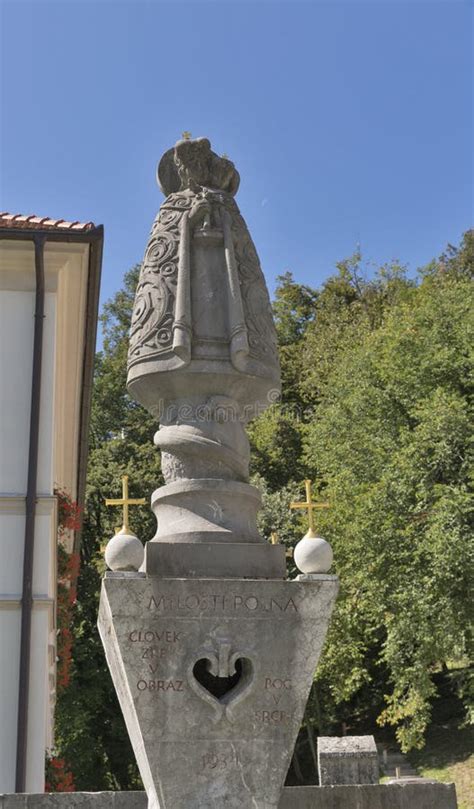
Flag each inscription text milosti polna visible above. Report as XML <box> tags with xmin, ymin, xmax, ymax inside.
<box><xmin>145</xmin><ymin>593</ymin><xmax>299</xmax><ymax>614</ymax></box>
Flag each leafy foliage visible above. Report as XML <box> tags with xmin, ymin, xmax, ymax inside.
<box><xmin>301</xmin><ymin>235</ymin><xmax>474</xmax><ymax>751</ymax></box>
<box><xmin>252</xmin><ymin>236</ymin><xmax>473</xmax><ymax>752</ymax></box>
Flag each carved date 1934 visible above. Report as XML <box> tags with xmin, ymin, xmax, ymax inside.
<box><xmin>201</xmin><ymin>750</ymin><xmax>241</xmax><ymax>772</ymax></box>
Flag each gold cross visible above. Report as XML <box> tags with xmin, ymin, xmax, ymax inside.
<box><xmin>290</xmin><ymin>479</ymin><xmax>329</xmax><ymax>537</ymax></box>
<box><xmin>270</xmin><ymin>531</ymin><xmax>293</xmax><ymax>558</ymax></box>
<box><xmin>182</xmin><ymin>131</ymin><xmax>192</xmax><ymax>140</ymax></box>
<box><xmin>105</xmin><ymin>475</ymin><xmax>145</xmax><ymax>534</ymax></box>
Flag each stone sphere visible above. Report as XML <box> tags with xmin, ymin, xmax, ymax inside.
<box><xmin>294</xmin><ymin>533</ymin><xmax>333</xmax><ymax>574</ymax></box>
<box><xmin>104</xmin><ymin>530</ymin><xmax>144</xmax><ymax>572</ymax></box>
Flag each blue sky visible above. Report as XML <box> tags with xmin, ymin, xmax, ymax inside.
<box><xmin>1</xmin><ymin>0</ymin><xmax>472</xmax><ymax>324</ymax></box>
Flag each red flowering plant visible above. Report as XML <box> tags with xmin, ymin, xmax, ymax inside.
<box><xmin>54</xmin><ymin>486</ymin><xmax>81</xmax><ymax>692</ymax></box>
<box><xmin>45</xmin><ymin>753</ymin><xmax>75</xmax><ymax>792</ymax></box>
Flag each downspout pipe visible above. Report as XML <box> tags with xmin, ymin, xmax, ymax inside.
<box><xmin>15</xmin><ymin>234</ymin><xmax>46</xmax><ymax>792</ymax></box>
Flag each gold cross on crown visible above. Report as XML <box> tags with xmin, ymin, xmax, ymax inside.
<box><xmin>290</xmin><ymin>479</ymin><xmax>329</xmax><ymax>537</ymax></box>
<box><xmin>105</xmin><ymin>475</ymin><xmax>145</xmax><ymax>534</ymax></box>
<box><xmin>181</xmin><ymin>131</ymin><xmax>192</xmax><ymax>140</ymax></box>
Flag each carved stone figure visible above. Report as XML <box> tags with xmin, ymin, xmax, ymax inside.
<box><xmin>127</xmin><ymin>137</ymin><xmax>284</xmax><ymax>577</ymax></box>
<box><xmin>99</xmin><ymin>137</ymin><xmax>340</xmax><ymax>809</ymax></box>
<box><xmin>127</xmin><ymin>136</ymin><xmax>279</xmax><ymax>407</ymax></box>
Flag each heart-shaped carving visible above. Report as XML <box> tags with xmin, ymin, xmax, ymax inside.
<box><xmin>187</xmin><ymin>642</ymin><xmax>256</xmax><ymax>722</ymax></box>
<box><xmin>193</xmin><ymin>656</ymin><xmax>244</xmax><ymax>700</ymax></box>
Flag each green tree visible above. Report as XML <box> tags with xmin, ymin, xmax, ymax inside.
<box><xmin>304</xmin><ymin>233</ymin><xmax>473</xmax><ymax>750</ymax></box>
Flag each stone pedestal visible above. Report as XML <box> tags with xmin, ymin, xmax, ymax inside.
<box><xmin>145</xmin><ymin>541</ymin><xmax>286</xmax><ymax>579</ymax></box>
<box><xmin>317</xmin><ymin>735</ymin><xmax>379</xmax><ymax>785</ymax></box>
<box><xmin>146</xmin><ymin>478</ymin><xmax>287</xmax><ymax>578</ymax></box>
<box><xmin>98</xmin><ymin>575</ymin><xmax>338</xmax><ymax>809</ymax></box>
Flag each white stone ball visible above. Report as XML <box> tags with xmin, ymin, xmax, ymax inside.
<box><xmin>294</xmin><ymin>533</ymin><xmax>333</xmax><ymax>574</ymax></box>
<box><xmin>104</xmin><ymin>530</ymin><xmax>144</xmax><ymax>572</ymax></box>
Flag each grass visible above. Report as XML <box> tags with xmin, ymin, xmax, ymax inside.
<box><xmin>408</xmin><ymin>721</ymin><xmax>473</xmax><ymax>809</ymax></box>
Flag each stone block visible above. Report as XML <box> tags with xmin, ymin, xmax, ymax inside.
<box><xmin>317</xmin><ymin>736</ymin><xmax>379</xmax><ymax>785</ymax></box>
<box><xmin>0</xmin><ymin>783</ymin><xmax>458</xmax><ymax>808</ymax></box>
<box><xmin>145</xmin><ymin>541</ymin><xmax>286</xmax><ymax>579</ymax></box>
<box><xmin>281</xmin><ymin>783</ymin><xmax>458</xmax><ymax>808</ymax></box>
<box><xmin>98</xmin><ymin>576</ymin><xmax>338</xmax><ymax>809</ymax></box>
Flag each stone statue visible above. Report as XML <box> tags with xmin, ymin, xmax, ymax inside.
<box><xmin>127</xmin><ymin>136</ymin><xmax>284</xmax><ymax>577</ymax></box>
<box><xmin>127</xmin><ymin>136</ymin><xmax>279</xmax><ymax>394</ymax></box>
<box><xmin>99</xmin><ymin>138</ymin><xmax>340</xmax><ymax>809</ymax></box>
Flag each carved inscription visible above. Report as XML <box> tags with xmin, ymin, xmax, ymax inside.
<box><xmin>142</xmin><ymin>647</ymin><xmax>170</xmax><ymax>659</ymax></box>
<box><xmin>264</xmin><ymin>677</ymin><xmax>292</xmax><ymax>706</ymax></box>
<box><xmin>137</xmin><ymin>679</ymin><xmax>184</xmax><ymax>692</ymax></box>
<box><xmin>146</xmin><ymin>594</ymin><xmax>298</xmax><ymax>614</ymax></box>
<box><xmin>125</xmin><ymin>594</ymin><xmax>301</xmax><ymax>724</ymax></box>
<box><xmin>254</xmin><ymin>709</ymin><xmax>294</xmax><ymax>724</ymax></box>
<box><xmin>127</xmin><ymin>626</ymin><xmax>185</xmax><ymax>692</ymax></box>
<box><xmin>129</xmin><ymin>629</ymin><xmax>183</xmax><ymax>643</ymax></box>
<box><xmin>201</xmin><ymin>750</ymin><xmax>241</xmax><ymax>772</ymax></box>
<box><xmin>247</xmin><ymin>676</ymin><xmax>295</xmax><ymax>720</ymax></box>
<box><xmin>264</xmin><ymin>677</ymin><xmax>292</xmax><ymax>690</ymax></box>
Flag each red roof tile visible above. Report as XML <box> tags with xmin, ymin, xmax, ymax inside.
<box><xmin>0</xmin><ymin>212</ymin><xmax>96</xmax><ymax>231</ymax></box>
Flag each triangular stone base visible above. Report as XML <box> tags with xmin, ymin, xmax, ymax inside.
<box><xmin>98</xmin><ymin>576</ymin><xmax>338</xmax><ymax>809</ymax></box>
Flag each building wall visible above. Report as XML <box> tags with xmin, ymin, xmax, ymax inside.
<box><xmin>0</xmin><ymin>241</ymin><xmax>90</xmax><ymax>793</ymax></box>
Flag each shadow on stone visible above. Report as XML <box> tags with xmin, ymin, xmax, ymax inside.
<box><xmin>192</xmin><ymin>657</ymin><xmax>244</xmax><ymax>700</ymax></box>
